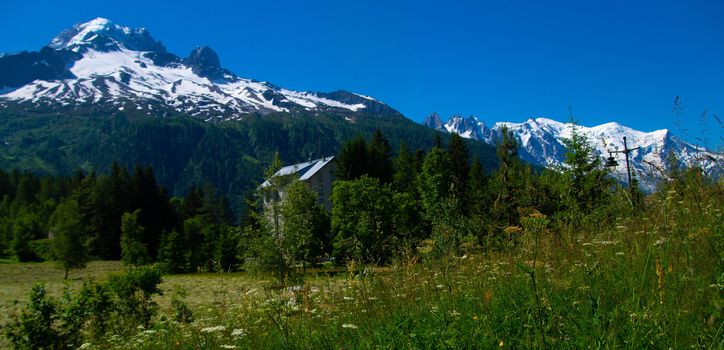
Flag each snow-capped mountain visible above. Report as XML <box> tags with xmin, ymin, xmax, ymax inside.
<box><xmin>0</xmin><ymin>18</ymin><xmax>400</xmax><ymax>120</ymax></box>
<box><xmin>424</xmin><ymin>114</ymin><xmax>722</xmax><ymax>191</ymax></box>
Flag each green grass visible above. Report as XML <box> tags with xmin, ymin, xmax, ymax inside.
<box><xmin>2</xmin><ymin>186</ymin><xmax>722</xmax><ymax>349</ymax></box>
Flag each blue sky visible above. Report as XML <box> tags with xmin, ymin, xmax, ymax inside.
<box><xmin>2</xmin><ymin>0</ymin><xmax>722</xmax><ymax>144</ymax></box>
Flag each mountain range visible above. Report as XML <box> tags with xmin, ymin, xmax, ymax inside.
<box><xmin>0</xmin><ymin>17</ymin><xmax>719</xmax><ymax>201</ymax></box>
<box><xmin>0</xmin><ymin>18</ymin><xmax>400</xmax><ymax>121</ymax></box>
<box><xmin>0</xmin><ymin>18</ymin><xmax>497</xmax><ymax>213</ymax></box>
<box><xmin>423</xmin><ymin>113</ymin><xmax>722</xmax><ymax>190</ymax></box>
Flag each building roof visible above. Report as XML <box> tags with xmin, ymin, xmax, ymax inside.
<box><xmin>259</xmin><ymin>156</ymin><xmax>335</xmax><ymax>188</ymax></box>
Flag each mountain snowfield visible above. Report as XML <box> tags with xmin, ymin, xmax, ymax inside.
<box><xmin>423</xmin><ymin>113</ymin><xmax>722</xmax><ymax>191</ymax></box>
<box><xmin>0</xmin><ymin>18</ymin><xmax>392</xmax><ymax>120</ymax></box>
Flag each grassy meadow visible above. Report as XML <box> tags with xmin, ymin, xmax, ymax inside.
<box><xmin>1</xmin><ymin>181</ymin><xmax>722</xmax><ymax>349</ymax></box>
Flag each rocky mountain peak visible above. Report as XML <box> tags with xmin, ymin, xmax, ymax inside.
<box><xmin>48</xmin><ymin>17</ymin><xmax>166</xmax><ymax>53</ymax></box>
<box><xmin>183</xmin><ymin>46</ymin><xmax>228</xmax><ymax>80</ymax></box>
<box><xmin>422</xmin><ymin>112</ymin><xmax>444</xmax><ymax>130</ymax></box>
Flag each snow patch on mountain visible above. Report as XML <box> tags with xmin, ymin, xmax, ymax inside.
<box><xmin>424</xmin><ymin>114</ymin><xmax>722</xmax><ymax>191</ymax></box>
<box><xmin>0</xmin><ymin>18</ymin><xmax>393</xmax><ymax>120</ymax></box>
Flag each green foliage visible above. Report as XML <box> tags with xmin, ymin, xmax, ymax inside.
<box><xmin>5</xmin><ymin>266</ymin><xmax>164</xmax><ymax>349</ymax></box>
<box><xmin>120</xmin><ymin>209</ymin><xmax>149</xmax><ymax>266</ymax></box>
<box><xmin>559</xmin><ymin>126</ymin><xmax>615</xmax><ymax>223</ymax></box>
<box><xmin>490</xmin><ymin>126</ymin><xmax>530</xmax><ymax>229</ymax></box>
<box><xmin>106</xmin><ymin>266</ymin><xmax>163</xmax><ymax>328</ymax></box>
<box><xmin>447</xmin><ymin>133</ymin><xmax>470</xmax><ymax>206</ymax></box>
<box><xmin>11</xmin><ymin>211</ymin><xmax>44</xmax><ymax>262</ymax></box>
<box><xmin>158</xmin><ymin>230</ymin><xmax>187</xmax><ymax>274</ymax></box>
<box><xmin>215</xmin><ymin>227</ymin><xmax>241</xmax><ymax>272</ymax></box>
<box><xmin>417</xmin><ymin>147</ymin><xmax>452</xmax><ymax>223</ymax></box>
<box><xmin>331</xmin><ymin>176</ymin><xmax>395</xmax><ymax>264</ymax></box>
<box><xmin>4</xmin><ymin>284</ymin><xmax>59</xmax><ymax>349</ymax></box>
<box><xmin>392</xmin><ymin>142</ymin><xmax>418</xmax><ymax>195</ymax></box>
<box><xmin>335</xmin><ymin>136</ymin><xmax>369</xmax><ymax>181</ymax></box>
<box><xmin>279</xmin><ymin>181</ymin><xmax>330</xmax><ymax>271</ymax></box>
<box><xmin>170</xmin><ymin>289</ymin><xmax>193</xmax><ymax>324</ymax></box>
<box><xmin>367</xmin><ymin>129</ymin><xmax>393</xmax><ymax>184</ymax></box>
<box><xmin>50</xmin><ymin>198</ymin><xmax>89</xmax><ymax>279</ymax></box>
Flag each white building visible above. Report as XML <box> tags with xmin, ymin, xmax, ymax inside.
<box><xmin>259</xmin><ymin>156</ymin><xmax>336</xmax><ymax>210</ymax></box>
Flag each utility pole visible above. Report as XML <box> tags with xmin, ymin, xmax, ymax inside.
<box><xmin>605</xmin><ymin>136</ymin><xmax>640</xmax><ymax>194</ymax></box>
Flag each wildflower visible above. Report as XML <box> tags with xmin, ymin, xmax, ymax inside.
<box><xmin>343</xmin><ymin>296</ymin><xmax>354</xmax><ymax>301</ymax></box>
<box><xmin>200</xmin><ymin>326</ymin><xmax>226</xmax><ymax>333</ymax></box>
<box><xmin>231</xmin><ymin>328</ymin><xmax>245</xmax><ymax>337</ymax></box>
<box><xmin>221</xmin><ymin>346</ymin><xmax>237</xmax><ymax>349</ymax></box>
<box><xmin>615</xmin><ymin>252</ymin><xmax>625</xmax><ymax>256</ymax></box>
<box><xmin>342</xmin><ymin>323</ymin><xmax>358</xmax><ymax>329</ymax></box>
<box><xmin>499</xmin><ymin>340</ymin><xmax>505</xmax><ymax>347</ymax></box>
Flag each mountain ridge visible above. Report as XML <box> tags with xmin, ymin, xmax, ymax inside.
<box><xmin>0</xmin><ymin>18</ymin><xmax>402</xmax><ymax>121</ymax></box>
<box><xmin>424</xmin><ymin>114</ymin><xmax>722</xmax><ymax>190</ymax></box>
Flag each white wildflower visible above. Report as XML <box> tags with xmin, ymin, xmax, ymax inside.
<box><xmin>231</xmin><ymin>328</ymin><xmax>245</xmax><ymax>337</ymax></box>
<box><xmin>221</xmin><ymin>345</ymin><xmax>237</xmax><ymax>349</ymax></box>
<box><xmin>342</xmin><ymin>323</ymin><xmax>358</xmax><ymax>329</ymax></box>
<box><xmin>343</xmin><ymin>296</ymin><xmax>354</xmax><ymax>301</ymax></box>
<box><xmin>200</xmin><ymin>325</ymin><xmax>226</xmax><ymax>333</ymax></box>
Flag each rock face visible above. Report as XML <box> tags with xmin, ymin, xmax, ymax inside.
<box><xmin>422</xmin><ymin>112</ymin><xmax>444</xmax><ymax>130</ymax></box>
<box><xmin>184</xmin><ymin>46</ymin><xmax>227</xmax><ymax>81</ymax></box>
<box><xmin>0</xmin><ymin>18</ymin><xmax>402</xmax><ymax>121</ymax></box>
<box><xmin>424</xmin><ymin>115</ymin><xmax>722</xmax><ymax>191</ymax></box>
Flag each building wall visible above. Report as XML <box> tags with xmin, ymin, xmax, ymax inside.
<box><xmin>303</xmin><ymin>161</ymin><xmax>335</xmax><ymax>211</ymax></box>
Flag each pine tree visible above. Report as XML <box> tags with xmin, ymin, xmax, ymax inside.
<box><xmin>417</xmin><ymin>147</ymin><xmax>453</xmax><ymax>223</ymax></box>
<box><xmin>447</xmin><ymin>134</ymin><xmax>471</xmax><ymax>209</ymax></box>
<box><xmin>215</xmin><ymin>227</ymin><xmax>241</xmax><ymax>272</ymax></box>
<box><xmin>393</xmin><ymin>142</ymin><xmax>418</xmax><ymax>195</ymax></box>
<box><xmin>491</xmin><ymin>126</ymin><xmax>523</xmax><ymax>228</ymax></box>
<box><xmin>561</xmin><ymin>126</ymin><xmax>612</xmax><ymax>216</ymax></box>
<box><xmin>158</xmin><ymin>230</ymin><xmax>187</xmax><ymax>273</ymax></box>
<box><xmin>467</xmin><ymin>158</ymin><xmax>490</xmax><ymax>218</ymax></box>
<box><xmin>50</xmin><ymin>199</ymin><xmax>88</xmax><ymax>279</ymax></box>
<box><xmin>368</xmin><ymin>129</ymin><xmax>393</xmax><ymax>184</ymax></box>
<box><xmin>335</xmin><ymin>136</ymin><xmax>369</xmax><ymax>181</ymax></box>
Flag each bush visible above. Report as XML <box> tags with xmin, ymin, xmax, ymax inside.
<box><xmin>5</xmin><ymin>266</ymin><xmax>164</xmax><ymax>349</ymax></box>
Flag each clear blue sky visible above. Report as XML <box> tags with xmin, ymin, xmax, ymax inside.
<box><xmin>2</xmin><ymin>0</ymin><xmax>723</xmax><ymax>145</ymax></box>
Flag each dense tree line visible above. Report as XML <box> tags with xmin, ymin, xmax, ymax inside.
<box><xmin>2</xmin><ymin>125</ymin><xmax>704</xmax><ymax>281</ymax></box>
<box><xmin>0</xmin><ymin>162</ymin><xmax>236</xmax><ymax>276</ymax></box>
